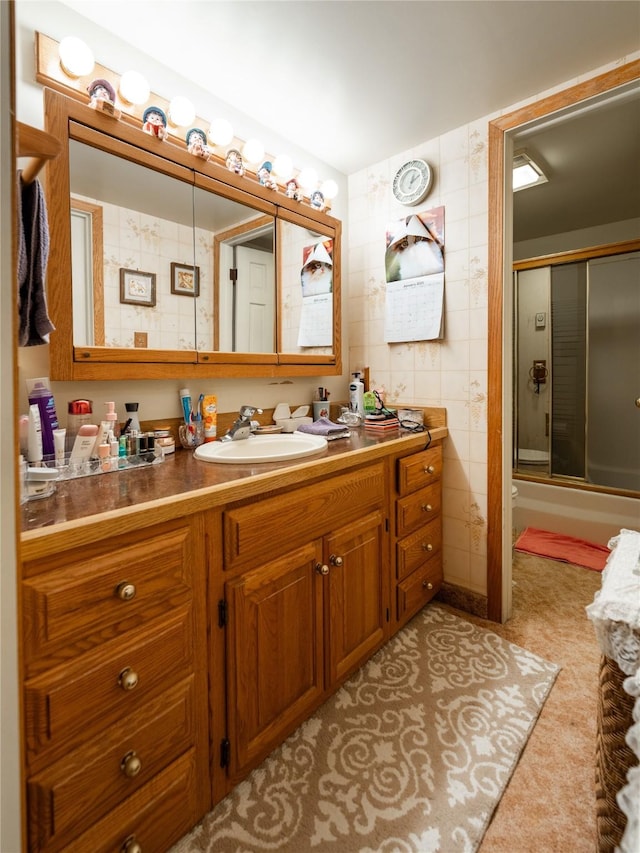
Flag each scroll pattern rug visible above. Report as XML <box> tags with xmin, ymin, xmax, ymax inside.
<box><xmin>171</xmin><ymin>604</ymin><xmax>559</xmax><ymax>853</ymax></box>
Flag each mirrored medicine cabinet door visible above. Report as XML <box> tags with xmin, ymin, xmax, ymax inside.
<box><xmin>44</xmin><ymin>88</ymin><xmax>341</xmax><ymax>380</ymax></box>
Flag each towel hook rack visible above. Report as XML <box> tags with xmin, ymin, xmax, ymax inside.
<box><xmin>17</xmin><ymin>121</ymin><xmax>61</xmax><ymax>185</ymax></box>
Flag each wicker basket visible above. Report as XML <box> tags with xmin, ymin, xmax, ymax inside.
<box><xmin>595</xmin><ymin>654</ymin><xmax>636</xmax><ymax>852</ymax></box>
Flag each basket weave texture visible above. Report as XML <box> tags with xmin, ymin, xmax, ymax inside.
<box><xmin>595</xmin><ymin>654</ymin><xmax>636</xmax><ymax>852</ymax></box>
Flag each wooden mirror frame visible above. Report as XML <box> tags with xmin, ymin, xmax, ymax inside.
<box><xmin>44</xmin><ymin>88</ymin><xmax>342</xmax><ymax>380</ymax></box>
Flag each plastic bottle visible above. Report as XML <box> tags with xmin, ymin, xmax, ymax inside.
<box><xmin>66</xmin><ymin>399</ymin><xmax>93</xmax><ymax>451</ymax></box>
<box><xmin>349</xmin><ymin>372</ymin><xmax>365</xmax><ymax>416</ymax></box>
<box><xmin>201</xmin><ymin>394</ymin><xmax>217</xmax><ymax>442</ymax></box>
<box><xmin>27</xmin><ymin>377</ymin><xmax>58</xmax><ymax>458</ymax></box>
<box><xmin>93</xmin><ymin>402</ymin><xmax>119</xmax><ymax>456</ymax></box>
<box><xmin>124</xmin><ymin>402</ymin><xmax>141</xmax><ymax>433</ymax></box>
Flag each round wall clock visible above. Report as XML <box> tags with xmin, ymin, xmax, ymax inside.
<box><xmin>392</xmin><ymin>159</ymin><xmax>433</xmax><ymax>206</ymax></box>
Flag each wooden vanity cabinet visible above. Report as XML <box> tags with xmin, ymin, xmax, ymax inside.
<box><xmin>221</xmin><ymin>464</ymin><xmax>389</xmax><ymax>783</ymax></box>
<box><xmin>392</xmin><ymin>444</ymin><xmax>443</xmax><ymax>630</ymax></box>
<box><xmin>21</xmin><ymin>516</ymin><xmax>210</xmax><ymax>853</ymax></box>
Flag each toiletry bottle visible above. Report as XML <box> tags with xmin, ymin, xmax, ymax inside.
<box><xmin>27</xmin><ymin>377</ymin><xmax>58</xmax><ymax>458</ymax></box>
<box><xmin>27</xmin><ymin>404</ymin><xmax>43</xmax><ymax>464</ymax></box>
<box><xmin>349</xmin><ymin>372</ymin><xmax>365</xmax><ymax>415</ymax></box>
<box><xmin>94</xmin><ymin>402</ymin><xmax>119</xmax><ymax>456</ymax></box>
<box><xmin>67</xmin><ymin>399</ymin><xmax>93</xmax><ymax>450</ymax></box>
<box><xmin>124</xmin><ymin>403</ymin><xmax>141</xmax><ymax>433</ymax></box>
<box><xmin>202</xmin><ymin>393</ymin><xmax>217</xmax><ymax>442</ymax></box>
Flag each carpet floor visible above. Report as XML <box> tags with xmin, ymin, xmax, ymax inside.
<box><xmin>172</xmin><ymin>601</ymin><xmax>560</xmax><ymax>852</ymax></box>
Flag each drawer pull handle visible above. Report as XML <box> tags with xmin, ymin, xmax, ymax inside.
<box><xmin>121</xmin><ymin>836</ymin><xmax>142</xmax><ymax>853</ymax></box>
<box><xmin>329</xmin><ymin>554</ymin><xmax>344</xmax><ymax>567</ymax></box>
<box><xmin>121</xmin><ymin>750</ymin><xmax>142</xmax><ymax>778</ymax></box>
<box><xmin>422</xmin><ymin>580</ymin><xmax>433</xmax><ymax>590</ymax></box>
<box><xmin>424</xmin><ymin>465</ymin><xmax>435</xmax><ymax>474</ymax></box>
<box><xmin>315</xmin><ymin>562</ymin><xmax>330</xmax><ymax>576</ymax></box>
<box><xmin>116</xmin><ymin>582</ymin><xmax>136</xmax><ymax>602</ymax></box>
<box><xmin>118</xmin><ymin>667</ymin><xmax>139</xmax><ymax>691</ymax></box>
<box><xmin>421</xmin><ymin>543</ymin><xmax>434</xmax><ymax>552</ymax></box>
<box><xmin>421</xmin><ymin>503</ymin><xmax>433</xmax><ymax>513</ymax></box>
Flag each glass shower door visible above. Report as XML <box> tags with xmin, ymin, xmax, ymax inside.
<box><xmin>587</xmin><ymin>251</ymin><xmax>640</xmax><ymax>491</ymax></box>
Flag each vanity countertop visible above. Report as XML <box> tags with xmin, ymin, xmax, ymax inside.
<box><xmin>20</xmin><ymin>426</ymin><xmax>447</xmax><ymax>557</ymax></box>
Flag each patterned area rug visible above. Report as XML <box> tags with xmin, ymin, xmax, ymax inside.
<box><xmin>171</xmin><ymin>604</ymin><xmax>559</xmax><ymax>853</ymax></box>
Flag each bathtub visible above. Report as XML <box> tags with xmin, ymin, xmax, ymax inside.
<box><xmin>514</xmin><ymin>478</ymin><xmax>639</xmax><ymax>545</ymax></box>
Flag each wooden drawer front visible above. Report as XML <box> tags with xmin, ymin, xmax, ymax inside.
<box><xmin>396</xmin><ymin>482</ymin><xmax>441</xmax><ymax>538</ymax></box>
<box><xmin>28</xmin><ymin>677</ymin><xmax>195</xmax><ymax>852</ymax></box>
<box><xmin>397</xmin><ymin>562</ymin><xmax>443</xmax><ymax>623</ymax></box>
<box><xmin>58</xmin><ymin>749</ymin><xmax>200</xmax><ymax>853</ymax></box>
<box><xmin>25</xmin><ymin>609</ymin><xmax>192</xmax><ymax>764</ymax></box>
<box><xmin>397</xmin><ymin>445</ymin><xmax>442</xmax><ymax>496</ymax></box>
<box><xmin>224</xmin><ymin>463</ymin><xmax>385</xmax><ymax>570</ymax></box>
<box><xmin>396</xmin><ymin>517</ymin><xmax>441</xmax><ymax>581</ymax></box>
<box><xmin>23</xmin><ymin>527</ymin><xmax>193</xmax><ymax>669</ymax></box>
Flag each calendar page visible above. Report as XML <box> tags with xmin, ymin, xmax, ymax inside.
<box><xmin>384</xmin><ymin>273</ymin><xmax>444</xmax><ymax>343</ymax></box>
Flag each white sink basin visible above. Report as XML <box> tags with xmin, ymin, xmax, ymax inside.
<box><xmin>193</xmin><ymin>433</ymin><xmax>328</xmax><ymax>464</ymax></box>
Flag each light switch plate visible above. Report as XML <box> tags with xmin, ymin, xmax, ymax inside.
<box><xmin>535</xmin><ymin>312</ymin><xmax>546</xmax><ymax>329</ymax></box>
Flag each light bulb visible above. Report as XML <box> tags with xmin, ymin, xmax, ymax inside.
<box><xmin>59</xmin><ymin>36</ymin><xmax>94</xmax><ymax>78</ymax></box>
<box><xmin>169</xmin><ymin>96</ymin><xmax>195</xmax><ymax>127</ymax></box>
<box><xmin>297</xmin><ymin>167</ymin><xmax>318</xmax><ymax>190</ymax></box>
<box><xmin>119</xmin><ymin>70</ymin><xmax>150</xmax><ymax>106</ymax></box>
<box><xmin>208</xmin><ymin>118</ymin><xmax>234</xmax><ymax>146</ymax></box>
<box><xmin>273</xmin><ymin>154</ymin><xmax>294</xmax><ymax>180</ymax></box>
<box><xmin>321</xmin><ymin>179</ymin><xmax>339</xmax><ymax>200</ymax></box>
<box><xmin>242</xmin><ymin>138</ymin><xmax>265</xmax><ymax>165</ymax></box>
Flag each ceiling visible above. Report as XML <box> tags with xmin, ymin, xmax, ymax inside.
<box><xmin>58</xmin><ymin>1</ymin><xmax>640</xmax><ymax>241</ymax></box>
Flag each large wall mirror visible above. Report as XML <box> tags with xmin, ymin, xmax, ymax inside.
<box><xmin>45</xmin><ymin>89</ymin><xmax>341</xmax><ymax>380</ymax></box>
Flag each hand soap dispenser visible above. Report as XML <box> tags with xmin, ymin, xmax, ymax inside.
<box><xmin>349</xmin><ymin>372</ymin><xmax>365</xmax><ymax>416</ymax></box>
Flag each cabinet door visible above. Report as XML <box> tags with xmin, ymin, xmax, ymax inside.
<box><xmin>225</xmin><ymin>542</ymin><xmax>324</xmax><ymax>780</ymax></box>
<box><xmin>325</xmin><ymin>511</ymin><xmax>386</xmax><ymax>686</ymax></box>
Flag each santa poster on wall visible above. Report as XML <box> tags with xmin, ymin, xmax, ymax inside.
<box><xmin>384</xmin><ymin>206</ymin><xmax>445</xmax><ymax>343</ymax></box>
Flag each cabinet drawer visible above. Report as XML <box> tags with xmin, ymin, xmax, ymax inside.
<box><xmin>396</xmin><ymin>517</ymin><xmax>441</xmax><ymax>581</ymax></box>
<box><xmin>397</xmin><ymin>562</ymin><xmax>442</xmax><ymax>623</ymax></box>
<box><xmin>397</xmin><ymin>445</ymin><xmax>442</xmax><ymax>495</ymax></box>
<box><xmin>58</xmin><ymin>749</ymin><xmax>200</xmax><ymax>853</ymax></box>
<box><xmin>224</xmin><ymin>463</ymin><xmax>385</xmax><ymax>570</ymax></box>
<box><xmin>396</xmin><ymin>482</ymin><xmax>441</xmax><ymax>538</ymax></box>
<box><xmin>23</xmin><ymin>525</ymin><xmax>194</xmax><ymax>671</ymax></box>
<box><xmin>25</xmin><ymin>609</ymin><xmax>193</xmax><ymax>764</ymax></box>
<box><xmin>28</xmin><ymin>677</ymin><xmax>195</xmax><ymax>852</ymax></box>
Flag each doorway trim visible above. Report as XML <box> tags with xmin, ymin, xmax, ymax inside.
<box><xmin>486</xmin><ymin>58</ymin><xmax>640</xmax><ymax>623</ymax></box>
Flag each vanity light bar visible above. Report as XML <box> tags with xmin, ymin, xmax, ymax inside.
<box><xmin>36</xmin><ymin>31</ymin><xmax>338</xmax><ymax>206</ymax></box>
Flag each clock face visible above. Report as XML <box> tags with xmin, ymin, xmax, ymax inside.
<box><xmin>392</xmin><ymin>159</ymin><xmax>433</xmax><ymax>206</ymax></box>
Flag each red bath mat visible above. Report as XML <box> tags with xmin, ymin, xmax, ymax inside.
<box><xmin>514</xmin><ymin>526</ymin><xmax>610</xmax><ymax>571</ymax></box>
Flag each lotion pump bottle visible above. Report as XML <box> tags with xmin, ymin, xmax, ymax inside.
<box><xmin>349</xmin><ymin>372</ymin><xmax>365</xmax><ymax>416</ymax></box>
<box><xmin>94</xmin><ymin>402</ymin><xmax>119</xmax><ymax>456</ymax></box>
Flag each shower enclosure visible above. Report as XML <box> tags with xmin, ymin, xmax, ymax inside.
<box><xmin>514</xmin><ymin>246</ymin><xmax>639</xmax><ymax>494</ymax></box>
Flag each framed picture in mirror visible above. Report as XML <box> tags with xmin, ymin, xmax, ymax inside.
<box><xmin>171</xmin><ymin>262</ymin><xmax>200</xmax><ymax>297</ymax></box>
<box><xmin>119</xmin><ymin>268</ymin><xmax>156</xmax><ymax>307</ymax></box>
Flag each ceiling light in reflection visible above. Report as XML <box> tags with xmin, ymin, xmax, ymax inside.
<box><xmin>58</xmin><ymin>36</ymin><xmax>95</xmax><ymax>78</ymax></box>
<box><xmin>169</xmin><ymin>96</ymin><xmax>196</xmax><ymax>127</ymax></box>
<box><xmin>208</xmin><ymin>118</ymin><xmax>234</xmax><ymax>146</ymax></box>
<box><xmin>297</xmin><ymin>167</ymin><xmax>318</xmax><ymax>190</ymax></box>
<box><xmin>119</xmin><ymin>70</ymin><xmax>150</xmax><ymax>106</ymax></box>
<box><xmin>242</xmin><ymin>138</ymin><xmax>265</xmax><ymax>164</ymax></box>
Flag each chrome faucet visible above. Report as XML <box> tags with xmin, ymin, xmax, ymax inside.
<box><xmin>222</xmin><ymin>405</ymin><xmax>263</xmax><ymax>441</ymax></box>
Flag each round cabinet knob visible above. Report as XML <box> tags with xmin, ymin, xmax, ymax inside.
<box><xmin>421</xmin><ymin>542</ymin><xmax>434</xmax><ymax>552</ymax></box>
<box><xmin>315</xmin><ymin>563</ymin><xmax>330</xmax><ymax>576</ymax></box>
<box><xmin>329</xmin><ymin>554</ymin><xmax>344</xmax><ymax>567</ymax></box>
<box><xmin>421</xmin><ymin>503</ymin><xmax>433</xmax><ymax>513</ymax></box>
<box><xmin>424</xmin><ymin>465</ymin><xmax>435</xmax><ymax>474</ymax></box>
<box><xmin>118</xmin><ymin>667</ymin><xmax>139</xmax><ymax>691</ymax></box>
<box><xmin>120</xmin><ymin>750</ymin><xmax>142</xmax><ymax>778</ymax></box>
<box><xmin>116</xmin><ymin>582</ymin><xmax>136</xmax><ymax>602</ymax></box>
<box><xmin>121</xmin><ymin>836</ymin><xmax>142</xmax><ymax>853</ymax></box>
<box><xmin>422</xmin><ymin>580</ymin><xmax>433</xmax><ymax>590</ymax></box>
<box><xmin>636</xmin><ymin>397</ymin><xmax>640</xmax><ymax>409</ymax></box>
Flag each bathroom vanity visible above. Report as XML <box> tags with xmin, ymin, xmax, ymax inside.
<box><xmin>19</xmin><ymin>424</ymin><xmax>445</xmax><ymax>852</ymax></box>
